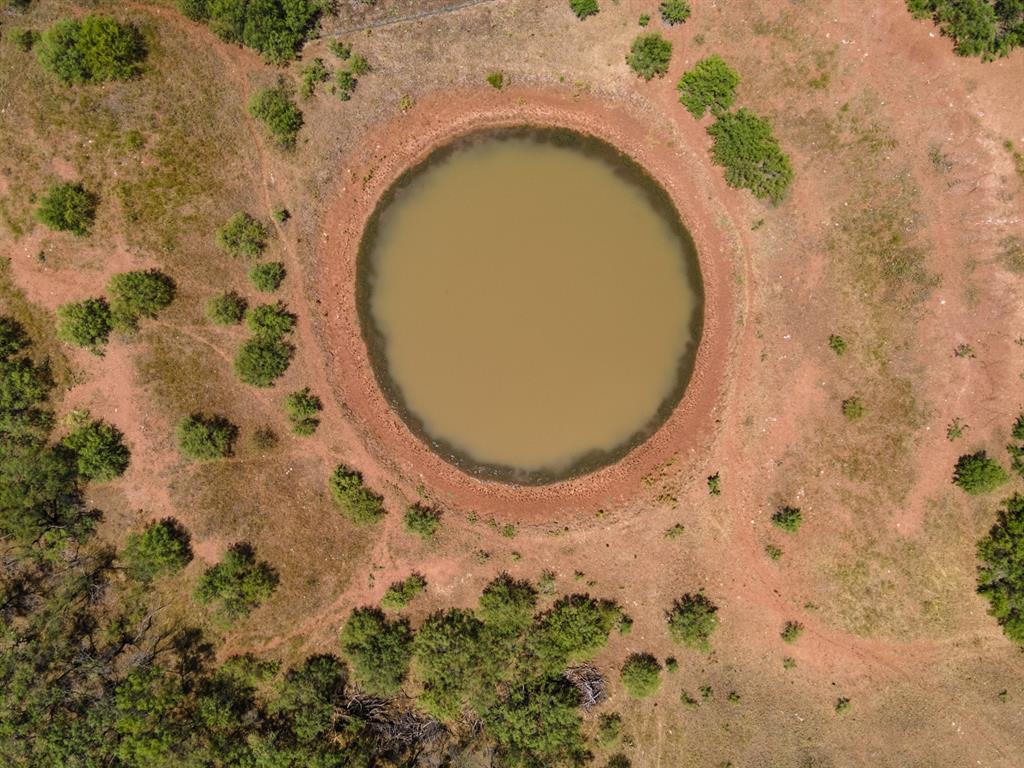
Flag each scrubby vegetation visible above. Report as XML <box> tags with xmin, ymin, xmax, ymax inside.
<box><xmin>676</xmin><ymin>54</ymin><xmax>739</xmax><ymax>118</ymax></box>
<box><xmin>179</xmin><ymin>0</ymin><xmax>324</xmax><ymax>63</ymax></box>
<box><xmin>620</xmin><ymin>653</ymin><xmax>662</xmax><ymax>698</ymax></box>
<box><xmin>660</xmin><ymin>0</ymin><xmax>691</xmax><ymax>25</ymax></box>
<box><xmin>381</xmin><ymin>572</ymin><xmax>427</xmax><ymax>611</ymax></box>
<box><xmin>666</xmin><ymin>593</ymin><xmax>719</xmax><ymax>652</ymax></box>
<box><xmin>248</xmin><ymin>262</ymin><xmax>285</xmax><ymax>293</ymax></box>
<box><xmin>108</xmin><ymin>269</ymin><xmax>176</xmax><ymax>331</ymax></box>
<box><xmin>284</xmin><ymin>387</ymin><xmax>322</xmax><ymax>435</ymax></box>
<box><xmin>194</xmin><ymin>542</ymin><xmax>279</xmax><ymax>620</ymax></box>
<box><xmin>907</xmin><ymin>0</ymin><xmax>1024</xmax><ymax>60</ymax></box>
<box><xmin>60</xmin><ymin>419</ymin><xmax>130</xmax><ymax>482</ymax></box>
<box><xmin>328</xmin><ymin>464</ymin><xmax>385</xmax><ymax>524</ymax></box>
<box><xmin>206</xmin><ymin>290</ymin><xmax>247</xmax><ymax>324</ymax></box>
<box><xmin>121</xmin><ymin>518</ymin><xmax>193</xmax><ymax>582</ymax></box>
<box><xmin>842</xmin><ymin>396</ymin><xmax>865</xmax><ymax>421</ymax></box>
<box><xmin>977</xmin><ymin>494</ymin><xmax>1024</xmax><ymax>644</ymax></box>
<box><xmin>340</xmin><ymin>607</ymin><xmax>414</xmax><ymax>695</ymax></box>
<box><xmin>216</xmin><ymin>212</ymin><xmax>269</xmax><ymax>258</ymax></box>
<box><xmin>626</xmin><ymin>33</ymin><xmax>672</xmax><ymax>80</ymax></box>
<box><xmin>36</xmin><ymin>182</ymin><xmax>98</xmax><ymax>236</ymax></box>
<box><xmin>781</xmin><ymin>620</ymin><xmax>805</xmax><ymax>643</ymax></box>
<box><xmin>235</xmin><ymin>303</ymin><xmax>296</xmax><ymax>387</ymax></box>
<box><xmin>56</xmin><ymin>297</ymin><xmax>112</xmax><ymax>353</ymax></box>
<box><xmin>177</xmin><ymin>414</ymin><xmax>238</xmax><ymax>460</ymax></box>
<box><xmin>248</xmin><ymin>84</ymin><xmax>304</xmax><ymax>149</ymax></box>
<box><xmin>706</xmin><ymin>109</ymin><xmax>794</xmax><ymax>202</ymax></box>
<box><xmin>953</xmin><ymin>451</ymin><xmax>1009</xmax><ymax>495</ymax></box>
<box><xmin>569</xmin><ymin>0</ymin><xmax>599</xmax><ymax>19</ymax></box>
<box><xmin>404</xmin><ymin>504</ymin><xmax>441</xmax><ymax>539</ymax></box>
<box><xmin>37</xmin><ymin>15</ymin><xmax>146</xmax><ymax>85</ymax></box>
<box><xmin>772</xmin><ymin>506</ymin><xmax>803</xmax><ymax>532</ymax></box>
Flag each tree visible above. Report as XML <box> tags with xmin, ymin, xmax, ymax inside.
<box><xmin>706</xmin><ymin>109</ymin><xmax>794</xmax><ymax>202</ymax></box>
<box><xmin>404</xmin><ymin>504</ymin><xmax>441</xmax><ymax>539</ymax></box>
<box><xmin>953</xmin><ymin>451</ymin><xmax>1010</xmax><ymax>494</ymax></box>
<box><xmin>660</xmin><ymin>0</ymin><xmax>691</xmax><ymax>24</ymax></box>
<box><xmin>234</xmin><ymin>337</ymin><xmax>293</xmax><ymax>387</ymax></box>
<box><xmin>530</xmin><ymin>594</ymin><xmax>621</xmax><ymax>672</ymax></box>
<box><xmin>177</xmin><ymin>414</ymin><xmax>238</xmax><ymax>460</ymax></box>
<box><xmin>977</xmin><ymin>494</ymin><xmax>1024</xmax><ymax>644</ymax></box>
<box><xmin>381</xmin><ymin>572</ymin><xmax>427</xmax><ymax>611</ymax></box>
<box><xmin>569</xmin><ymin>0</ymin><xmax>599</xmax><ymax>19</ymax></box>
<box><xmin>335</xmin><ymin>70</ymin><xmax>357</xmax><ymax>101</ymax></box>
<box><xmin>268</xmin><ymin>654</ymin><xmax>348</xmax><ymax>744</ymax></box>
<box><xmin>907</xmin><ymin>0</ymin><xmax>1023</xmax><ymax>60</ymax></box>
<box><xmin>56</xmin><ymin>298</ymin><xmax>112</xmax><ymax>353</ymax></box>
<box><xmin>36</xmin><ymin>182</ymin><xmax>98</xmax><ymax>235</ymax></box>
<box><xmin>339</xmin><ymin>607</ymin><xmax>414</xmax><ymax>695</ymax></box>
<box><xmin>248</xmin><ymin>85</ymin><xmax>303</xmax><ymax>149</ymax></box>
<box><xmin>620</xmin><ymin>653</ymin><xmax>661</xmax><ymax>698</ymax></box>
<box><xmin>666</xmin><ymin>593</ymin><xmax>719</xmax><ymax>652</ymax></box>
<box><xmin>414</xmin><ymin>608</ymin><xmax>488</xmax><ymax>719</ymax></box>
<box><xmin>206</xmin><ymin>291</ymin><xmax>247</xmax><ymax>325</ymax></box>
<box><xmin>478</xmin><ymin>573</ymin><xmax>537</xmax><ymax>635</ymax></box>
<box><xmin>194</xmin><ymin>542</ymin><xmax>279</xmax><ymax>619</ymax></box>
<box><xmin>108</xmin><ymin>269</ymin><xmax>176</xmax><ymax>332</ymax></box>
<box><xmin>248</xmin><ymin>262</ymin><xmax>285</xmax><ymax>293</ymax></box>
<box><xmin>37</xmin><ymin>15</ymin><xmax>146</xmax><ymax>85</ymax></box>
<box><xmin>60</xmin><ymin>419</ymin><xmax>130</xmax><ymax>482</ymax></box>
<box><xmin>676</xmin><ymin>54</ymin><xmax>740</xmax><ymax>118</ymax></box>
<box><xmin>245</xmin><ymin>302</ymin><xmax>295</xmax><ymax>338</ymax></box>
<box><xmin>328</xmin><ymin>464</ymin><xmax>385</xmax><ymax>524</ymax></box>
<box><xmin>122</xmin><ymin>518</ymin><xmax>193</xmax><ymax>581</ymax></box>
<box><xmin>216</xmin><ymin>212</ymin><xmax>268</xmax><ymax>258</ymax></box>
<box><xmin>191</xmin><ymin>0</ymin><xmax>324</xmax><ymax>63</ymax></box>
<box><xmin>284</xmin><ymin>387</ymin><xmax>322</xmax><ymax>435</ymax></box>
<box><xmin>0</xmin><ymin>316</ymin><xmax>30</xmax><ymax>360</ymax></box>
<box><xmin>626</xmin><ymin>33</ymin><xmax>672</xmax><ymax>80</ymax></box>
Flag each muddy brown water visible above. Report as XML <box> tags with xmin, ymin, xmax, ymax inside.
<box><xmin>358</xmin><ymin>127</ymin><xmax>702</xmax><ymax>483</ymax></box>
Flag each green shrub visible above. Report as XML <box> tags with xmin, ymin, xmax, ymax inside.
<box><xmin>765</xmin><ymin>542</ymin><xmax>783</xmax><ymax>560</ymax></box>
<box><xmin>1009</xmin><ymin>413</ymin><xmax>1024</xmax><ymax>477</ymax></box>
<box><xmin>194</xmin><ymin>542</ymin><xmax>279</xmax><ymax>620</ymax></box>
<box><xmin>676</xmin><ymin>54</ymin><xmax>739</xmax><ymax>118</ymax></box>
<box><xmin>569</xmin><ymin>0</ymin><xmax>599</xmax><ymax>19</ymax></box>
<box><xmin>122</xmin><ymin>518</ymin><xmax>193</xmax><ymax>581</ymax></box>
<box><xmin>665</xmin><ymin>656</ymin><xmax>678</xmax><ymax>672</ymax></box>
<box><xmin>530</xmin><ymin>594</ymin><xmax>621</xmax><ymax>671</ymax></box>
<box><xmin>178</xmin><ymin>0</ymin><xmax>209</xmax><ymax>20</ymax></box>
<box><xmin>206</xmin><ymin>291</ymin><xmax>246</xmax><ymax>325</ymax></box>
<box><xmin>660</xmin><ymin>0</ymin><xmax>691</xmax><ymax>24</ymax></box>
<box><xmin>953</xmin><ymin>451</ymin><xmax>1010</xmax><ymax>495</ymax></box>
<box><xmin>340</xmin><ymin>607</ymin><xmax>414</xmax><ymax>695</ymax></box>
<box><xmin>841</xmin><ymin>396</ymin><xmax>865</xmax><ymax>421</ymax></box>
<box><xmin>835</xmin><ymin>696</ymin><xmax>851</xmax><ymax>713</ymax></box>
<box><xmin>108</xmin><ymin>269</ymin><xmax>176</xmax><ymax>331</ymax></box>
<box><xmin>284</xmin><ymin>387</ymin><xmax>322</xmax><ymax>435</ymax></box>
<box><xmin>328</xmin><ymin>40</ymin><xmax>351</xmax><ymax>60</ymax></box>
<box><xmin>380</xmin><ymin>573</ymin><xmax>427</xmax><ymax>611</ymax></box>
<box><xmin>245</xmin><ymin>302</ymin><xmax>295</xmax><ymax>339</ymax></box>
<box><xmin>36</xmin><ymin>182</ymin><xmax>98</xmax><ymax>235</ymax></box>
<box><xmin>478</xmin><ymin>573</ymin><xmax>537</xmax><ymax>634</ymax></box>
<box><xmin>772</xmin><ymin>506</ymin><xmax>802</xmax><ymax>532</ymax></box>
<box><xmin>299</xmin><ymin>58</ymin><xmax>329</xmax><ymax>98</ymax></box>
<box><xmin>248</xmin><ymin>85</ymin><xmax>303</xmax><ymax>149</ymax></box>
<box><xmin>0</xmin><ymin>316</ymin><xmax>29</xmax><ymax>360</ymax></box>
<box><xmin>56</xmin><ymin>298</ymin><xmax>112</xmax><ymax>353</ymax></box>
<box><xmin>234</xmin><ymin>337</ymin><xmax>293</xmax><ymax>387</ymax></box>
<box><xmin>977</xmin><ymin>493</ymin><xmax>1024</xmax><ymax>644</ymax></box>
<box><xmin>248</xmin><ymin>262</ymin><xmax>285</xmax><ymax>293</ymax></box>
<box><xmin>596</xmin><ymin>711</ymin><xmax>622</xmax><ymax>746</ymax></box>
<box><xmin>328</xmin><ymin>464</ymin><xmax>385</xmax><ymax>524</ymax></box>
<box><xmin>626</xmin><ymin>33</ymin><xmax>672</xmax><ymax>80</ymax></box>
<box><xmin>620</xmin><ymin>653</ymin><xmax>661</xmax><ymax>698</ymax></box>
<box><xmin>780</xmin><ymin>620</ymin><xmax>804</xmax><ymax>643</ymax></box>
<box><xmin>335</xmin><ymin>70</ymin><xmax>357</xmax><ymax>100</ymax></box>
<box><xmin>177</xmin><ymin>414</ymin><xmax>238</xmax><ymax>460</ymax></box>
<box><xmin>37</xmin><ymin>16</ymin><xmax>145</xmax><ymax>85</ymax></box>
<box><xmin>349</xmin><ymin>53</ymin><xmax>370</xmax><ymax>76</ymax></box>
<box><xmin>907</xmin><ymin>0</ymin><xmax>1023</xmax><ymax>60</ymax></box>
<box><xmin>666</xmin><ymin>593</ymin><xmax>719</xmax><ymax>652</ymax></box>
<box><xmin>60</xmin><ymin>419</ymin><xmax>130</xmax><ymax>482</ymax></box>
<box><xmin>486</xmin><ymin>71</ymin><xmax>504</xmax><ymax>89</ymax></box>
<box><xmin>639</xmin><ymin>13</ymin><xmax>651</xmax><ymax>26</ymax></box>
<box><xmin>186</xmin><ymin>0</ymin><xmax>323</xmax><ymax>63</ymax></box>
<box><xmin>707</xmin><ymin>471</ymin><xmax>721</xmax><ymax>496</ymax></box>
<box><xmin>413</xmin><ymin>608</ymin><xmax>489</xmax><ymax>719</ymax></box>
<box><xmin>706</xmin><ymin>108</ymin><xmax>794</xmax><ymax>202</ymax></box>
<box><xmin>216</xmin><ymin>212</ymin><xmax>268</xmax><ymax>258</ymax></box>
<box><xmin>11</xmin><ymin>28</ymin><xmax>38</xmax><ymax>52</ymax></box>
<box><xmin>482</xmin><ymin>675</ymin><xmax>588</xmax><ymax>766</ymax></box>
<box><xmin>404</xmin><ymin>504</ymin><xmax>441</xmax><ymax>539</ymax></box>
<box><xmin>828</xmin><ymin>334</ymin><xmax>847</xmax><ymax>355</ymax></box>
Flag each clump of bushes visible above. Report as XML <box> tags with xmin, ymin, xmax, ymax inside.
<box><xmin>706</xmin><ymin>108</ymin><xmax>794</xmax><ymax>202</ymax></box>
<box><xmin>666</xmin><ymin>592</ymin><xmax>719</xmax><ymax>652</ymax></box>
<box><xmin>56</xmin><ymin>298</ymin><xmax>112</xmax><ymax>353</ymax></box>
<box><xmin>122</xmin><ymin>518</ymin><xmax>193</xmax><ymax>582</ymax></box>
<box><xmin>339</xmin><ymin>607</ymin><xmax>414</xmax><ymax>695</ymax></box>
<box><xmin>676</xmin><ymin>54</ymin><xmax>739</xmax><ymax>118</ymax></box>
<box><xmin>404</xmin><ymin>504</ymin><xmax>441</xmax><ymax>539</ymax></box>
<box><xmin>60</xmin><ymin>419</ymin><xmax>130</xmax><ymax>482</ymax></box>
<box><xmin>626</xmin><ymin>33</ymin><xmax>673</xmax><ymax>80</ymax></box>
<box><xmin>248</xmin><ymin>262</ymin><xmax>285</xmax><ymax>293</ymax></box>
<box><xmin>194</xmin><ymin>542</ymin><xmax>279</xmax><ymax>620</ymax></box>
<box><xmin>569</xmin><ymin>0</ymin><xmax>599</xmax><ymax>19</ymax></box>
<box><xmin>179</xmin><ymin>0</ymin><xmax>323</xmax><ymax>63</ymax></box>
<box><xmin>772</xmin><ymin>505</ymin><xmax>803</xmax><ymax>532</ymax></box>
<box><xmin>977</xmin><ymin>493</ymin><xmax>1024</xmax><ymax>644</ymax></box>
<box><xmin>216</xmin><ymin>212</ymin><xmax>268</xmax><ymax>258</ymax></box>
<box><xmin>235</xmin><ymin>303</ymin><xmax>296</xmax><ymax>387</ymax></box>
<box><xmin>36</xmin><ymin>15</ymin><xmax>145</xmax><ymax>85</ymax></box>
<box><xmin>206</xmin><ymin>291</ymin><xmax>247</xmax><ymax>325</ymax></box>
<box><xmin>108</xmin><ymin>269</ymin><xmax>176</xmax><ymax>331</ymax></box>
<box><xmin>284</xmin><ymin>387</ymin><xmax>322</xmax><ymax>435</ymax></box>
<box><xmin>177</xmin><ymin>414</ymin><xmax>238</xmax><ymax>460</ymax></box>
<box><xmin>381</xmin><ymin>573</ymin><xmax>427</xmax><ymax>611</ymax></box>
<box><xmin>335</xmin><ymin>70</ymin><xmax>357</xmax><ymax>100</ymax></box>
<box><xmin>907</xmin><ymin>0</ymin><xmax>1024</xmax><ymax>60</ymax></box>
<box><xmin>249</xmin><ymin>84</ymin><xmax>303</xmax><ymax>149</ymax></box>
<box><xmin>36</xmin><ymin>182</ymin><xmax>98</xmax><ymax>236</ymax></box>
<box><xmin>620</xmin><ymin>653</ymin><xmax>661</xmax><ymax>698</ymax></box>
<box><xmin>953</xmin><ymin>451</ymin><xmax>1009</xmax><ymax>495</ymax></box>
<box><xmin>328</xmin><ymin>464</ymin><xmax>385</xmax><ymax>524</ymax></box>
<box><xmin>299</xmin><ymin>58</ymin><xmax>329</xmax><ymax>98</ymax></box>
<box><xmin>660</xmin><ymin>0</ymin><xmax>691</xmax><ymax>24</ymax></box>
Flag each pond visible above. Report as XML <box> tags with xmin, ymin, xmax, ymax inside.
<box><xmin>358</xmin><ymin>127</ymin><xmax>703</xmax><ymax>484</ymax></box>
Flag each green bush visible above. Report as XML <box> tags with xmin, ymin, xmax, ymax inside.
<box><xmin>328</xmin><ymin>464</ymin><xmax>385</xmax><ymax>524</ymax></box>
<box><xmin>194</xmin><ymin>542</ymin><xmax>279</xmax><ymax>620</ymax></box>
<box><xmin>245</xmin><ymin>302</ymin><xmax>295</xmax><ymax>339</ymax></box>
<box><xmin>216</xmin><ymin>212</ymin><xmax>268</xmax><ymax>258</ymax></box>
<box><xmin>122</xmin><ymin>518</ymin><xmax>193</xmax><ymax>581</ymax></box>
<box><xmin>977</xmin><ymin>493</ymin><xmax>1024</xmax><ymax>644</ymax></box>
<box><xmin>328</xmin><ymin>40</ymin><xmax>351</xmax><ymax>60</ymax></box>
<box><xmin>1009</xmin><ymin>413</ymin><xmax>1024</xmax><ymax>477</ymax></box>
<box><xmin>335</xmin><ymin>70</ymin><xmax>357</xmax><ymax>100</ymax></box>
<box><xmin>413</xmin><ymin>608</ymin><xmax>488</xmax><ymax>719</ymax></box>
<box><xmin>707</xmin><ymin>108</ymin><xmax>794</xmax><ymax>202</ymax></box>
<box><xmin>478</xmin><ymin>573</ymin><xmax>537</xmax><ymax>634</ymax></box>
<box><xmin>60</xmin><ymin>419</ymin><xmax>130</xmax><ymax>482</ymax></box>
<box><xmin>841</xmin><ymin>396</ymin><xmax>865</xmax><ymax>421</ymax></box>
<box><xmin>248</xmin><ymin>85</ymin><xmax>303</xmax><ymax>149</ymax></box>
<box><xmin>404</xmin><ymin>504</ymin><xmax>441</xmax><ymax>539</ymax></box>
<box><xmin>596</xmin><ymin>711</ymin><xmax>622</xmax><ymax>746</ymax></box>
<box><xmin>626</xmin><ymin>33</ymin><xmax>672</xmax><ymax>80</ymax></box>
<box><xmin>36</xmin><ymin>182</ymin><xmax>98</xmax><ymax>236</ymax></box>
<box><xmin>56</xmin><ymin>298</ymin><xmax>112</xmax><ymax>353</ymax></box>
<box><xmin>177</xmin><ymin>414</ymin><xmax>238</xmax><ymax>460</ymax></box>
<box><xmin>569</xmin><ymin>0</ymin><xmax>599</xmax><ymax>19</ymax></box>
<box><xmin>828</xmin><ymin>334</ymin><xmax>847</xmax><ymax>355</ymax></box>
<box><xmin>108</xmin><ymin>269</ymin><xmax>176</xmax><ymax>331</ymax></box>
<box><xmin>206</xmin><ymin>291</ymin><xmax>247</xmax><ymax>325</ymax></box>
<box><xmin>284</xmin><ymin>387</ymin><xmax>322</xmax><ymax>435</ymax></box>
<box><xmin>234</xmin><ymin>337</ymin><xmax>293</xmax><ymax>387</ymax></box>
<box><xmin>953</xmin><ymin>451</ymin><xmax>1010</xmax><ymax>495</ymax></box>
<box><xmin>37</xmin><ymin>16</ymin><xmax>146</xmax><ymax>85</ymax></box>
<box><xmin>380</xmin><ymin>573</ymin><xmax>427</xmax><ymax>611</ymax></box>
<box><xmin>0</xmin><ymin>316</ymin><xmax>29</xmax><ymax>360</ymax></box>
<box><xmin>340</xmin><ymin>607</ymin><xmax>414</xmax><ymax>695</ymax></box>
<box><xmin>530</xmin><ymin>594</ymin><xmax>621</xmax><ymax>671</ymax></box>
<box><xmin>299</xmin><ymin>58</ymin><xmax>329</xmax><ymax>98</ymax></box>
<box><xmin>676</xmin><ymin>54</ymin><xmax>739</xmax><ymax>118</ymax></box>
<box><xmin>666</xmin><ymin>593</ymin><xmax>719</xmax><ymax>652</ymax></box>
<box><xmin>486</xmin><ymin>71</ymin><xmax>504</xmax><ymax>89</ymax></box>
<box><xmin>349</xmin><ymin>53</ymin><xmax>370</xmax><ymax>76</ymax></box>
<box><xmin>11</xmin><ymin>28</ymin><xmax>38</xmax><ymax>53</ymax></box>
<box><xmin>780</xmin><ymin>620</ymin><xmax>804</xmax><ymax>643</ymax></box>
<box><xmin>620</xmin><ymin>653</ymin><xmax>661</xmax><ymax>698</ymax></box>
<box><xmin>190</xmin><ymin>0</ymin><xmax>323</xmax><ymax>63</ymax></box>
<box><xmin>907</xmin><ymin>0</ymin><xmax>1023</xmax><ymax>60</ymax></box>
<box><xmin>248</xmin><ymin>262</ymin><xmax>285</xmax><ymax>293</ymax></box>
<box><xmin>482</xmin><ymin>676</ymin><xmax>588</xmax><ymax>767</ymax></box>
<box><xmin>772</xmin><ymin>505</ymin><xmax>802</xmax><ymax>532</ymax></box>
<box><xmin>660</xmin><ymin>0</ymin><xmax>691</xmax><ymax>24</ymax></box>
